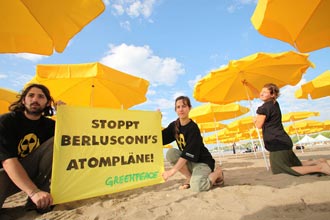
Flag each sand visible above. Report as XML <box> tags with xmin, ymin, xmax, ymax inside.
<box><xmin>1</xmin><ymin>145</ymin><xmax>330</xmax><ymax>220</ymax></box>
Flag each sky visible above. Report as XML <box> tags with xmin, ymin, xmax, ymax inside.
<box><xmin>1</xmin><ymin>0</ymin><xmax>330</xmax><ymax>132</ymax></box>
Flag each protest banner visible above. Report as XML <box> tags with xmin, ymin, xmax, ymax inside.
<box><xmin>51</xmin><ymin>105</ymin><xmax>164</xmax><ymax>204</ymax></box>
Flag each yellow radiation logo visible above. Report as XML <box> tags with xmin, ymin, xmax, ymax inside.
<box><xmin>18</xmin><ymin>133</ymin><xmax>40</xmax><ymax>158</ymax></box>
<box><xmin>176</xmin><ymin>133</ymin><xmax>186</xmax><ymax>151</ymax></box>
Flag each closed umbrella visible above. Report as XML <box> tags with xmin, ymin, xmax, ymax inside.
<box><xmin>251</xmin><ymin>0</ymin><xmax>330</xmax><ymax>53</ymax></box>
<box><xmin>0</xmin><ymin>0</ymin><xmax>105</xmax><ymax>55</ymax></box>
<box><xmin>27</xmin><ymin>62</ymin><xmax>149</xmax><ymax>109</ymax></box>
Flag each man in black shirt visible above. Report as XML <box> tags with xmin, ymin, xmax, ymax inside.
<box><xmin>0</xmin><ymin>84</ymin><xmax>59</xmax><ymax>213</ymax></box>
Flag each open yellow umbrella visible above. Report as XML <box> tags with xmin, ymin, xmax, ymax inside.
<box><xmin>282</xmin><ymin>111</ymin><xmax>320</xmax><ymax>123</ymax></box>
<box><xmin>0</xmin><ymin>88</ymin><xmax>18</xmax><ymax>114</ymax></box>
<box><xmin>194</xmin><ymin>51</ymin><xmax>313</xmax><ymax>105</ymax></box>
<box><xmin>323</xmin><ymin>120</ymin><xmax>330</xmax><ymax>131</ymax></box>
<box><xmin>198</xmin><ymin>122</ymin><xmax>227</xmax><ymax>133</ymax></box>
<box><xmin>192</xmin><ymin>50</ymin><xmax>313</xmax><ymax>170</ymax></box>
<box><xmin>251</xmin><ymin>0</ymin><xmax>330</xmax><ymax>53</ymax></box>
<box><xmin>295</xmin><ymin>70</ymin><xmax>330</xmax><ymax>99</ymax></box>
<box><xmin>0</xmin><ymin>0</ymin><xmax>105</xmax><ymax>55</ymax></box>
<box><xmin>286</xmin><ymin>120</ymin><xmax>324</xmax><ymax>134</ymax></box>
<box><xmin>27</xmin><ymin>62</ymin><xmax>149</xmax><ymax>109</ymax></box>
<box><xmin>227</xmin><ymin>116</ymin><xmax>255</xmax><ymax>132</ymax></box>
<box><xmin>189</xmin><ymin>103</ymin><xmax>249</xmax><ymax>123</ymax></box>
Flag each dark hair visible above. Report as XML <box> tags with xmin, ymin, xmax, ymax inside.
<box><xmin>9</xmin><ymin>83</ymin><xmax>55</xmax><ymax>116</ymax></box>
<box><xmin>263</xmin><ymin>83</ymin><xmax>280</xmax><ymax>100</ymax></box>
<box><xmin>174</xmin><ymin>96</ymin><xmax>192</xmax><ymax>139</ymax></box>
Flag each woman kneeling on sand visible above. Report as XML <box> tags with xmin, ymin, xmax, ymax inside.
<box><xmin>161</xmin><ymin>96</ymin><xmax>224</xmax><ymax>191</ymax></box>
<box><xmin>255</xmin><ymin>83</ymin><xmax>330</xmax><ymax>176</ymax></box>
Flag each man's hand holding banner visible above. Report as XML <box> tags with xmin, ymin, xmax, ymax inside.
<box><xmin>51</xmin><ymin>106</ymin><xmax>164</xmax><ymax>204</ymax></box>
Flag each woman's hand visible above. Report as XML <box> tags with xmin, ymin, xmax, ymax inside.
<box><xmin>162</xmin><ymin>169</ymin><xmax>176</xmax><ymax>181</ymax></box>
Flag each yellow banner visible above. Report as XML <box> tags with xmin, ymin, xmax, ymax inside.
<box><xmin>51</xmin><ymin>106</ymin><xmax>164</xmax><ymax>204</ymax></box>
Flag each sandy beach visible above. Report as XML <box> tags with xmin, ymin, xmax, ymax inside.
<box><xmin>1</xmin><ymin>145</ymin><xmax>330</xmax><ymax>220</ymax></box>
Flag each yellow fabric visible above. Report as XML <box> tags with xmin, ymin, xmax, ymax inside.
<box><xmin>227</xmin><ymin>116</ymin><xmax>255</xmax><ymax>131</ymax></box>
<box><xmin>27</xmin><ymin>62</ymin><xmax>149</xmax><ymax>109</ymax></box>
<box><xmin>295</xmin><ymin>70</ymin><xmax>330</xmax><ymax>99</ymax></box>
<box><xmin>285</xmin><ymin>119</ymin><xmax>324</xmax><ymax>135</ymax></box>
<box><xmin>0</xmin><ymin>0</ymin><xmax>105</xmax><ymax>55</ymax></box>
<box><xmin>282</xmin><ymin>111</ymin><xmax>320</xmax><ymax>123</ymax></box>
<box><xmin>251</xmin><ymin>0</ymin><xmax>330</xmax><ymax>53</ymax></box>
<box><xmin>189</xmin><ymin>103</ymin><xmax>249</xmax><ymax>123</ymax></box>
<box><xmin>51</xmin><ymin>106</ymin><xmax>164</xmax><ymax>204</ymax></box>
<box><xmin>198</xmin><ymin>121</ymin><xmax>226</xmax><ymax>133</ymax></box>
<box><xmin>193</xmin><ymin>51</ymin><xmax>313</xmax><ymax>104</ymax></box>
<box><xmin>0</xmin><ymin>88</ymin><xmax>18</xmax><ymax>114</ymax></box>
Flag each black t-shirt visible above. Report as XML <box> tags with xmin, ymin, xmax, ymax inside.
<box><xmin>0</xmin><ymin>111</ymin><xmax>55</xmax><ymax>167</ymax></box>
<box><xmin>256</xmin><ymin>100</ymin><xmax>292</xmax><ymax>151</ymax></box>
<box><xmin>162</xmin><ymin>119</ymin><xmax>215</xmax><ymax>171</ymax></box>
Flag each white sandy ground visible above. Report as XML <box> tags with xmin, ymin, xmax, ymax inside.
<box><xmin>1</xmin><ymin>145</ymin><xmax>330</xmax><ymax>220</ymax></box>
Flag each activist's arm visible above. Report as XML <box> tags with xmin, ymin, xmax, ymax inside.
<box><xmin>2</xmin><ymin>158</ymin><xmax>53</xmax><ymax>209</ymax></box>
<box><xmin>162</xmin><ymin>157</ymin><xmax>187</xmax><ymax>181</ymax></box>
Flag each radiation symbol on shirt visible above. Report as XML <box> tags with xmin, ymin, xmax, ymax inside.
<box><xmin>18</xmin><ymin>133</ymin><xmax>40</xmax><ymax>158</ymax></box>
<box><xmin>176</xmin><ymin>133</ymin><xmax>186</xmax><ymax>151</ymax></box>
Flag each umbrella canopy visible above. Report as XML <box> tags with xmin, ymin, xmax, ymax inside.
<box><xmin>324</xmin><ymin>120</ymin><xmax>330</xmax><ymax>131</ymax></box>
<box><xmin>251</xmin><ymin>0</ymin><xmax>330</xmax><ymax>53</ymax></box>
<box><xmin>198</xmin><ymin>122</ymin><xmax>227</xmax><ymax>133</ymax></box>
<box><xmin>0</xmin><ymin>0</ymin><xmax>105</xmax><ymax>55</ymax></box>
<box><xmin>0</xmin><ymin>88</ymin><xmax>18</xmax><ymax>114</ymax></box>
<box><xmin>285</xmin><ymin>120</ymin><xmax>324</xmax><ymax>134</ymax></box>
<box><xmin>226</xmin><ymin>116</ymin><xmax>255</xmax><ymax>132</ymax></box>
<box><xmin>282</xmin><ymin>111</ymin><xmax>320</xmax><ymax>123</ymax></box>
<box><xmin>295</xmin><ymin>70</ymin><xmax>330</xmax><ymax>99</ymax></box>
<box><xmin>189</xmin><ymin>103</ymin><xmax>249</xmax><ymax>123</ymax></box>
<box><xmin>193</xmin><ymin>51</ymin><xmax>313</xmax><ymax>104</ymax></box>
<box><xmin>27</xmin><ymin>62</ymin><xmax>149</xmax><ymax>109</ymax></box>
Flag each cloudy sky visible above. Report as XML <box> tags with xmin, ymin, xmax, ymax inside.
<box><xmin>1</xmin><ymin>0</ymin><xmax>329</xmax><ymax>131</ymax></box>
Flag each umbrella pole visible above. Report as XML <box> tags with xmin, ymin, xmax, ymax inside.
<box><xmin>249</xmin><ymin>132</ymin><xmax>258</xmax><ymax>158</ymax></box>
<box><xmin>213</xmin><ymin>117</ymin><xmax>223</xmax><ymax>164</ymax></box>
<box><xmin>291</xmin><ymin>119</ymin><xmax>304</xmax><ymax>153</ymax></box>
<box><xmin>243</xmin><ymin>84</ymin><xmax>269</xmax><ymax>170</ymax></box>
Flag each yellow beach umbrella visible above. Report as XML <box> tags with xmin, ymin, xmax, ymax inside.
<box><xmin>323</xmin><ymin>120</ymin><xmax>330</xmax><ymax>131</ymax></box>
<box><xmin>227</xmin><ymin>116</ymin><xmax>255</xmax><ymax>132</ymax></box>
<box><xmin>27</xmin><ymin>62</ymin><xmax>149</xmax><ymax>109</ymax></box>
<box><xmin>295</xmin><ymin>70</ymin><xmax>330</xmax><ymax>99</ymax></box>
<box><xmin>251</xmin><ymin>0</ymin><xmax>330</xmax><ymax>53</ymax></box>
<box><xmin>286</xmin><ymin>120</ymin><xmax>324</xmax><ymax>134</ymax></box>
<box><xmin>0</xmin><ymin>88</ymin><xmax>18</xmax><ymax>114</ymax></box>
<box><xmin>282</xmin><ymin>111</ymin><xmax>320</xmax><ymax>123</ymax></box>
<box><xmin>189</xmin><ymin>103</ymin><xmax>249</xmax><ymax>124</ymax></box>
<box><xmin>194</xmin><ymin>51</ymin><xmax>313</xmax><ymax>105</ymax></box>
<box><xmin>0</xmin><ymin>0</ymin><xmax>105</xmax><ymax>55</ymax></box>
<box><xmin>198</xmin><ymin>122</ymin><xmax>227</xmax><ymax>133</ymax></box>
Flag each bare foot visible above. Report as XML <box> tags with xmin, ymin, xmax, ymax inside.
<box><xmin>320</xmin><ymin>162</ymin><xmax>330</xmax><ymax>175</ymax></box>
<box><xmin>318</xmin><ymin>158</ymin><xmax>330</xmax><ymax>166</ymax></box>
<box><xmin>179</xmin><ymin>179</ymin><xmax>191</xmax><ymax>190</ymax></box>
